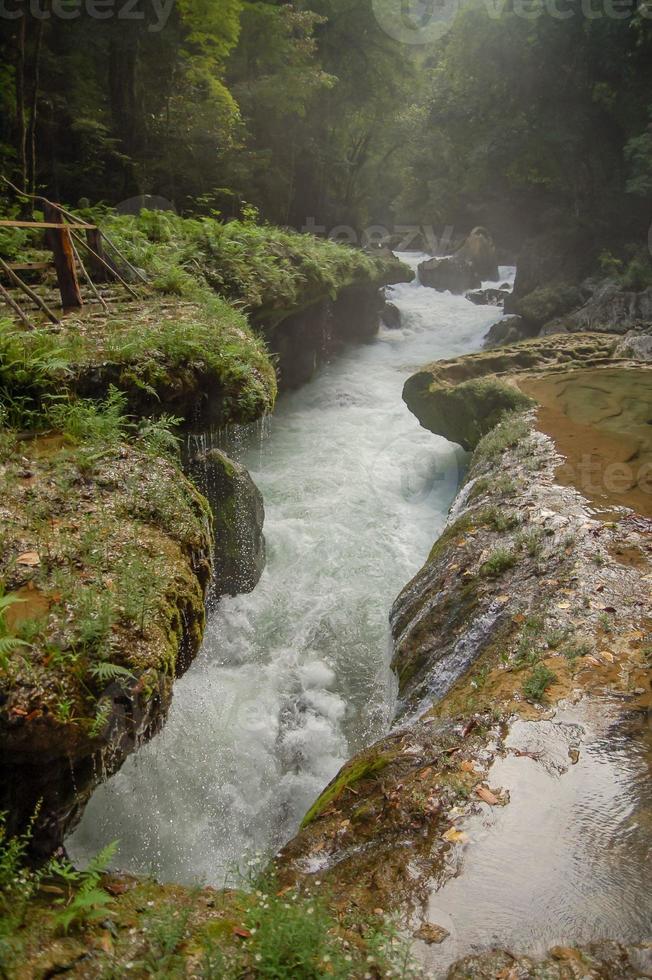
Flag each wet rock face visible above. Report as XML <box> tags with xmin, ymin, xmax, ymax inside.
<box><xmin>456</xmin><ymin>227</ymin><xmax>500</xmax><ymax>281</ymax></box>
<box><xmin>262</xmin><ymin>285</ymin><xmax>381</xmax><ymax>390</ymax></box>
<box><xmin>541</xmin><ymin>280</ymin><xmax>652</xmax><ymax>337</ymax></box>
<box><xmin>189</xmin><ymin>448</ymin><xmax>266</xmax><ymax>597</ymax></box>
<box><xmin>381</xmin><ymin>299</ymin><xmax>402</xmax><ymax>329</ymax></box>
<box><xmin>402</xmin><ymin>332</ymin><xmax>624</xmax><ymax>451</ymax></box>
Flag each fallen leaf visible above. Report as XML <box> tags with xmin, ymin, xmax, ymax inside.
<box><xmin>443</xmin><ymin>827</ymin><xmax>468</xmax><ymax>844</ymax></box>
<box><xmin>233</xmin><ymin>927</ymin><xmax>251</xmax><ymax>939</ymax></box>
<box><xmin>419</xmin><ymin>767</ymin><xmax>433</xmax><ymax>780</ymax></box>
<box><xmin>599</xmin><ymin>651</ymin><xmax>615</xmax><ymax>662</ymax></box>
<box><xmin>17</xmin><ymin>551</ymin><xmax>40</xmax><ymax>566</ymax></box>
<box><xmin>476</xmin><ymin>786</ymin><xmax>499</xmax><ymax>806</ymax></box>
<box><xmin>98</xmin><ymin>932</ymin><xmax>113</xmax><ymax>954</ymax></box>
<box><xmin>460</xmin><ymin>760</ymin><xmax>477</xmax><ymax>774</ymax></box>
<box><xmin>556</xmin><ymin>601</ymin><xmax>571</xmax><ymax>610</ymax></box>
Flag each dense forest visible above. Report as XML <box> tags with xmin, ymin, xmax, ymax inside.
<box><xmin>2</xmin><ymin>0</ymin><xmax>652</xmax><ymax>259</ymax></box>
<box><xmin>1</xmin><ymin>2</ymin><xmax>652</xmax><ymax>977</ymax></box>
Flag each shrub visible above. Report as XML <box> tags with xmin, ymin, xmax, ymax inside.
<box><xmin>523</xmin><ymin>664</ymin><xmax>557</xmax><ymax>702</ymax></box>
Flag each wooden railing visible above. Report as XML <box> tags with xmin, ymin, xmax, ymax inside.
<box><xmin>0</xmin><ymin>184</ymin><xmax>146</xmax><ymax>328</ymax></box>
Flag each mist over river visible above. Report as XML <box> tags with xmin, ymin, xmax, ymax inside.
<box><xmin>68</xmin><ymin>257</ymin><xmax>514</xmax><ymax>884</ymax></box>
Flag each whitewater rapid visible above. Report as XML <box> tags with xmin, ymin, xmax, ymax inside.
<box><xmin>68</xmin><ymin>256</ymin><xmax>514</xmax><ymax>884</ymax></box>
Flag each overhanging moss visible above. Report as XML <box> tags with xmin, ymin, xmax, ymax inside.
<box><xmin>301</xmin><ymin>749</ymin><xmax>398</xmax><ymax>828</ymax></box>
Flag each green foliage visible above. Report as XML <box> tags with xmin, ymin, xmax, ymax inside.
<box><xmin>51</xmin><ymin>842</ymin><xmax>117</xmax><ymax>934</ymax></box>
<box><xmin>474</xmin><ymin>413</ymin><xmax>531</xmax><ymax>460</ymax></box>
<box><xmin>46</xmin><ymin>387</ymin><xmax>130</xmax><ymax>448</ymax></box>
<box><xmin>480</xmin><ymin>547</ymin><xmax>516</xmax><ymax>578</ymax></box>
<box><xmin>88</xmin><ymin>661</ymin><xmax>135</xmax><ymax>685</ymax></box>
<box><xmin>0</xmin><ymin>592</ymin><xmax>28</xmax><ymax>671</ymax></box>
<box><xmin>523</xmin><ymin>665</ymin><xmax>557</xmax><ymax>703</ymax></box>
<box><xmin>100</xmin><ymin>211</ymin><xmax>385</xmax><ymax>317</ymax></box>
<box><xmin>201</xmin><ymin>875</ymin><xmax>418</xmax><ymax>979</ymax></box>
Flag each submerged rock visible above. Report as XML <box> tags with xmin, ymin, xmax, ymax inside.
<box><xmin>447</xmin><ymin>942</ymin><xmax>652</xmax><ymax>979</ymax></box>
<box><xmin>466</xmin><ymin>286</ymin><xmax>510</xmax><ymax>307</ymax></box>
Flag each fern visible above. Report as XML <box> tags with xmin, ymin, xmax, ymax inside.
<box><xmin>53</xmin><ymin>840</ymin><xmax>117</xmax><ymax>934</ymax></box>
<box><xmin>0</xmin><ymin>594</ymin><xmax>28</xmax><ymax>671</ymax></box>
<box><xmin>88</xmin><ymin>661</ymin><xmax>135</xmax><ymax>684</ymax></box>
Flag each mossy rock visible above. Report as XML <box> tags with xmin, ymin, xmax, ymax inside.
<box><xmin>403</xmin><ymin>374</ymin><xmax>533</xmax><ymax>450</ymax></box>
<box><xmin>189</xmin><ymin>447</ymin><xmax>266</xmax><ymax>596</ymax></box>
<box><xmin>511</xmin><ymin>282</ymin><xmax>582</xmax><ymax>327</ymax></box>
<box><xmin>301</xmin><ymin>747</ymin><xmax>398</xmax><ymax>827</ymax></box>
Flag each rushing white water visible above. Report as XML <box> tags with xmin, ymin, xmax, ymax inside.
<box><xmin>68</xmin><ymin>257</ymin><xmax>514</xmax><ymax>884</ymax></box>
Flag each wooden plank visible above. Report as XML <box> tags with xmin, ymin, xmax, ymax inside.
<box><xmin>0</xmin><ymin>219</ymin><xmax>96</xmax><ymax>230</ymax></box>
<box><xmin>43</xmin><ymin>202</ymin><xmax>83</xmax><ymax>310</ymax></box>
<box><xmin>6</xmin><ymin>261</ymin><xmax>51</xmax><ymax>271</ymax></box>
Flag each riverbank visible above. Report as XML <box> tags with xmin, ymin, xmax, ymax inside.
<box><xmin>0</xmin><ymin>216</ymin><xmax>410</xmax><ymax>860</ymax></box>
<box><xmin>279</xmin><ymin>333</ymin><xmax>651</xmax><ymax>971</ymax></box>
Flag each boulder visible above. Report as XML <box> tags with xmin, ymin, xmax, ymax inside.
<box><xmin>483</xmin><ymin>315</ymin><xmax>536</xmax><ymax>348</ymax></box>
<box><xmin>191</xmin><ymin>449</ymin><xmax>265</xmax><ymax>597</ymax></box>
<box><xmin>455</xmin><ymin>225</ymin><xmax>500</xmax><ymax>280</ymax></box>
<box><xmin>509</xmin><ymin>282</ymin><xmax>583</xmax><ymax>329</ymax></box>
<box><xmin>418</xmin><ymin>254</ymin><xmax>481</xmax><ymax>293</ymax></box>
<box><xmin>466</xmin><ymin>287</ymin><xmax>510</xmax><ymax>307</ymax></box>
<box><xmin>418</xmin><ymin>226</ymin><xmax>500</xmax><ymax>293</ymax></box>
<box><xmin>381</xmin><ymin>300</ymin><xmax>401</xmax><ymax>329</ymax></box>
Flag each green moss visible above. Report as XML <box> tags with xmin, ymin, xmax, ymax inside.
<box><xmin>512</xmin><ymin>283</ymin><xmax>581</xmax><ymax>325</ymax></box>
<box><xmin>301</xmin><ymin>750</ymin><xmax>397</xmax><ymax>828</ymax></box>
<box><xmin>404</xmin><ymin>374</ymin><xmax>533</xmax><ymax>451</ymax></box>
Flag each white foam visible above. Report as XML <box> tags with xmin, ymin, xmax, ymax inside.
<box><xmin>68</xmin><ymin>257</ymin><xmax>515</xmax><ymax>884</ymax></box>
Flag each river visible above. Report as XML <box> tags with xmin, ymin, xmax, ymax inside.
<box><xmin>67</xmin><ymin>255</ymin><xmax>513</xmax><ymax>884</ymax></box>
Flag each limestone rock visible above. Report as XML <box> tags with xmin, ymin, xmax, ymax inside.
<box><xmin>419</xmin><ymin>227</ymin><xmax>499</xmax><ymax>293</ymax></box>
<box><xmin>419</xmin><ymin>254</ymin><xmax>481</xmax><ymax>293</ymax></box>
<box><xmin>381</xmin><ymin>300</ymin><xmax>401</xmax><ymax>329</ymax></box>
<box><xmin>484</xmin><ymin>314</ymin><xmax>536</xmax><ymax>348</ymax></box>
<box><xmin>542</xmin><ymin>280</ymin><xmax>652</xmax><ymax>336</ymax></box>
<box><xmin>191</xmin><ymin>448</ymin><xmax>265</xmax><ymax>597</ymax></box>
<box><xmin>466</xmin><ymin>286</ymin><xmax>510</xmax><ymax>307</ymax></box>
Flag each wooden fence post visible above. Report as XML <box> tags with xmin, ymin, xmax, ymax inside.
<box><xmin>85</xmin><ymin>227</ymin><xmax>114</xmax><ymax>283</ymax></box>
<box><xmin>43</xmin><ymin>202</ymin><xmax>83</xmax><ymax>309</ymax></box>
